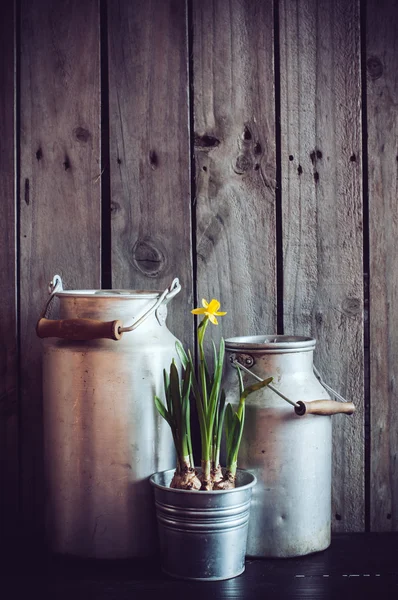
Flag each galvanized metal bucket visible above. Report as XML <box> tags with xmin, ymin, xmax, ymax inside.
<box><xmin>224</xmin><ymin>335</ymin><xmax>347</xmax><ymax>558</ymax></box>
<box><xmin>36</xmin><ymin>275</ymin><xmax>181</xmax><ymax>558</ymax></box>
<box><xmin>150</xmin><ymin>468</ymin><xmax>257</xmax><ymax>581</ymax></box>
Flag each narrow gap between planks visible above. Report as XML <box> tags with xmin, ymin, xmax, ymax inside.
<box><xmin>100</xmin><ymin>0</ymin><xmax>112</xmax><ymax>289</ymax></box>
<box><xmin>15</xmin><ymin>0</ymin><xmax>22</xmax><ymax>535</ymax></box>
<box><xmin>360</xmin><ymin>0</ymin><xmax>371</xmax><ymax>533</ymax></box>
<box><xmin>274</xmin><ymin>0</ymin><xmax>284</xmax><ymax>334</ymax></box>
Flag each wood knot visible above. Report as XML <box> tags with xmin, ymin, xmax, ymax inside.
<box><xmin>234</xmin><ymin>154</ymin><xmax>252</xmax><ymax>174</ymax></box>
<box><xmin>132</xmin><ymin>238</ymin><xmax>165</xmax><ymax>277</ymax></box>
<box><xmin>73</xmin><ymin>127</ymin><xmax>91</xmax><ymax>143</ymax></box>
<box><xmin>149</xmin><ymin>150</ymin><xmax>158</xmax><ymax>170</ymax></box>
<box><xmin>194</xmin><ymin>133</ymin><xmax>220</xmax><ymax>150</ymax></box>
<box><xmin>36</xmin><ymin>148</ymin><xmax>43</xmax><ymax>161</ymax></box>
<box><xmin>342</xmin><ymin>297</ymin><xmax>361</xmax><ymax>317</ymax></box>
<box><xmin>310</xmin><ymin>149</ymin><xmax>322</xmax><ymax>164</ymax></box>
<box><xmin>315</xmin><ymin>311</ymin><xmax>323</xmax><ymax>325</ymax></box>
<box><xmin>24</xmin><ymin>178</ymin><xmax>30</xmax><ymax>205</ymax></box>
<box><xmin>367</xmin><ymin>56</ymin><xmax>383</xmax><ymax>80</ymax></box>
<box><xmin>110</xmin><ymin>201</ymin><xmax>120</xmax><ymax>215</ymax></box>
<box><xmin>242</xmin><ymin>126</ymin><xmax>252</xmax><ymax>141</ymax></box>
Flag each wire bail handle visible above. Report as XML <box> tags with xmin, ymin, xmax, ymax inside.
<box><xmin>119</xmin><ymin>278</ymin><xmax>181</xmax><ymax>333</ymax></box>
<box><xmin>230</xmin><ymin>354</ymin><xmax>355</xmax><ymax>417</ymax></box>
<box><xmin>37</xmin><ymin>276</ymin><xmax>181</xmax><ymax>340</ymax></box>
<box><xmin>40</xmin><ymin>274</ymin><xmax>64</xmax><ymax>319</ymax></box>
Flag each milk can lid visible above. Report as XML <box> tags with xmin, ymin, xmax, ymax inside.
<box><xmin>55</xmin><ymin>289</ymin><xmax>161</xmax><ymax>299</ymax></box>
<box><xmin>225</xmin><ymin>335</ymin><xmax>316</xmax><ymax>352</ymax></box>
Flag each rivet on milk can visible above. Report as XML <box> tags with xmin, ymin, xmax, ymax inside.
<box><xmin>223</xmin><ymin>335</ymin><xmax>356</xmax><ymax>558</ymax></box>
<box><xmin>36</xmin><ymin>275</ymin><xmax>182</xmax><ymax>558</ymax></box>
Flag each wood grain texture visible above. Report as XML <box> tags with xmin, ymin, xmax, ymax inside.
<box><xmin>108</xmin><ymin>0</ymin><xmax>193</xmax><ymax>348</ymax></box>
<box><xmin>367</xmin><ymin>0</ymin><xmax>398</xmax><ymax>531</ymax></box>
<box><xmin>7</xmin><ymin>534</ymin><xmax>398</xmax><ymax>598</ymax></box>
<box><xmin>0</xmin><ymin>0</ymin><xmax>17</xmax><ymax>539</ymax></box>
<box><xmin>279</xmin><ymin>0</ymin><xmax>364</xmax><ymax>531</ymax></box>
<box><xmin>19</xmin><ymin>0</ymin><xmax>101</xmax><ymax>537</ymax></box>
<box><xmin>192</xmin><ymin>0</ymin><xmax>277</xmax><ymax>340</ymax></box>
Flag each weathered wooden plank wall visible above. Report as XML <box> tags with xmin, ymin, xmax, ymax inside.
<box><xmin>367</xmin><ymin>0</ymin><xmax>398</xmax><ymax>531</ymax></box>
<box><xmin>108</xmin><ymin>0</ymin><xmax>193</xmax><ymax>349</ymax></box>
<box><xmin>0</xmin><ymin>0</ymin><xmax>18</xmax><ymax>540</ymax></box>
<box><xmin>279</xmin><ymin>0</ymin><xmax>364</xmax><ymax>532</ymax></box>
<box><xmin>1</xmin><ymin>0</ymin><xmax>398</xmax><ymax>539</ymax></box>
<box><xmin>19</xmin><ymin>0</ymin><xmax>101</xmax><ymax>537</ymax></box>
<box><xmin>193</xmin><ymin>0</ymin><xmax>277</xmax><ymax>341</ymax></box>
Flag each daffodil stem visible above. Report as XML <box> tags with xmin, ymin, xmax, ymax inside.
<box><xmin>198</xmin><ymin>317</ymin><xmax>209</xmax><ymax>413</ymax></box>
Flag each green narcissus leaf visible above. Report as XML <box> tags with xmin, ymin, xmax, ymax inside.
<box><xmin>154</xmin><ymin>396</ymin><xmax>173</xmax><ymax>428</ymax></box>
<box><xmin>215</xmin><ymin>389</ymin><xmax>226</xmax><ymax>451</ymax></box>
<box><xmin>163</xmin><ymin>368</ymin><xmax>173</xmax><ymax>417</ymax></box>
<box><xmin>241</xmin><ymin>376</ymin><xmax>273</xmax><ymax>400</ymax></box>
<box><xmin>225</xmin><ymin>403</ymin><xmax>235</xmax><ymax>456</ymax></box>
<box><xmin>231</xmin><ymin>412</ymin><xmax>244</xmax><ymax>456</ymax></box>
<box><xmin>175</xmin><ymin>341</ymin><xmax>189</xmax><ymax>369</ymax></box>
<box><xmin>170</xmin><ymin>361</ymin><xmax>182</xmax><ymax>431</ymax></box>
<box><xmin>207</xmin><ymin>337</ymin><xmax>225</xmax><ymax>429</ymax></box>
<box><xmin>181</xmin><ymin>360</ymin><xmax>192</xmax><ymax>404</ymax></box>
<box><xmin>187</xmin><ymin>349</ymin><xmax>200</xmax><ymax>401</ymax></box>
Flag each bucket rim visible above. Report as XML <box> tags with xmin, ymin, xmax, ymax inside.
<box><xmin>54</xmin><ymin>289</ymin><xmax>163</xmax><ymax>299</ymax></box>
<box><xmin>150</xmin><ymin>468</ymin><xmax>257</xmax><ymax>494</ymax></box>
<box><xmin>225</xmin><ymin>334</ymin><xmax>316</xmax><ymax>351</ymax></box>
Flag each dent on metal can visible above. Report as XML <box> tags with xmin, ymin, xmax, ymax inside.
<box><xmin>37</xmin><ymin>275</ymin><xmax>181</xmax><ymax>558</ymax></box>
<box><xmin>223</xmin><ymin>335</ymin><xmax>332</xmax><ymax>558</ymax></box>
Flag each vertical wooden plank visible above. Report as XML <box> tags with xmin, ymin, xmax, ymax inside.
<box><xmin>20</xmin><ymin>0</ymin><xmax>101</xmax><ymax>538</ymax></box>
<box><xmin>367</xmin><ymin>0</ymin><xmax>398</xmax><ymax>531</ymax></box>
<box><xmin>0</xmin><ymin>0</ymin><xmax>17</xmax><ymax>540</ymax></box>
<box><xmin>280</xmin><ymin>0</ymin><xmax>364</xmax><ymax>531</ymax></box>
<box><xmin>108</xmin><ymin>0</ymin><xmax>193</xmax><ymax>347</ymax></box>
<box><xmin>193</xmin><ymin>0</ymin><xmax>277</xmax><ymax>339</ymax></box>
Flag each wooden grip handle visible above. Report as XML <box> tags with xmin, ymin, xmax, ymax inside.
<box><xmin>295</xmin><ymin>400</ymin><xmax>356</xmax><ymax>416</ymax></box>
<box><xmin>36</xmin><ymin>318</ymin><xmax>123</xmax><ymax>341</ymax></box>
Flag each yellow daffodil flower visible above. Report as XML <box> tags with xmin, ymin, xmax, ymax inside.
<box><xmin>191</xmin><ymin>298</ymin><xmax>227</xmax><ymax>325</ymax></box>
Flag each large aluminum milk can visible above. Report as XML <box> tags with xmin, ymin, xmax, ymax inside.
<box><xmin>36</xmin><ymin>275</ymin><xmax>181</xmax><ymax>559</ymax></box>
<box><xmin>224</xmin><ymin>335</ymin><xmax>355</xmax><ymax>558</ymax></box>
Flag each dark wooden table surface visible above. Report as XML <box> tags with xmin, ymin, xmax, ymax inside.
<box><xmin>2</xmin><ymin>533</ymin><xmax>398</xmax><ymax>599</ymax></box>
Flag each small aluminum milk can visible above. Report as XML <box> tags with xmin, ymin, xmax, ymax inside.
<box><xmin>223</xmin><ymin>335</ymin><xmax>355</xmax><ymax>558</ymax></box>
<box><xmin>36</xmin><ymin>275</ymin><xmax>181</xmax><ymax>559</ymax></box>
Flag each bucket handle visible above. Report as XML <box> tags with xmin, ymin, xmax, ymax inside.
<box><xmin>36</xmin><ymin>276</ymin><xmax>181</xmax><ymax>341</ymax></box>
<box><xmin>119</xmin><ymin>278</ymin><xmax>180</xmax><ymax>333</ymax></box>
<box><xmin>230</xmin><ymin>357</ymin><xmax>356</xmax><ymax>417</ymax></box>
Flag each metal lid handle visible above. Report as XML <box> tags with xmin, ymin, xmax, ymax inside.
<box><xmin>119</xmin><ymin>278</ymin><xmax>181</xmax><ymax>333</ymax></box>
<box><xmin>37</xmin><ymin>276</ymin><xmax>181</xmax><ymax>341</ymax></box>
